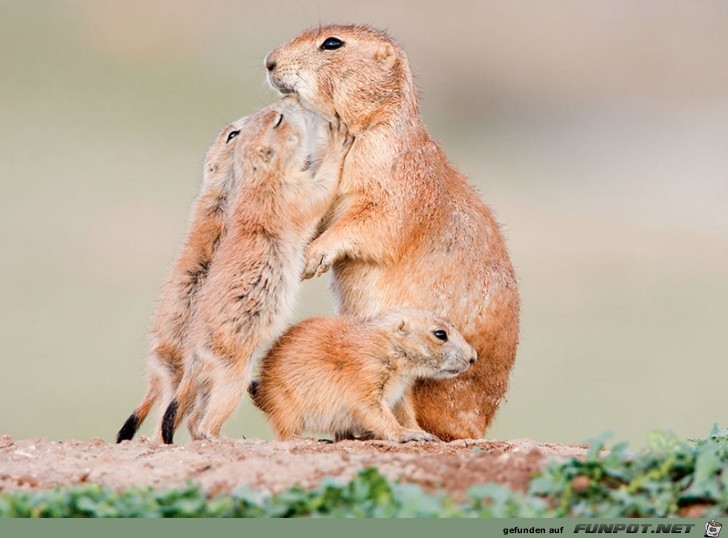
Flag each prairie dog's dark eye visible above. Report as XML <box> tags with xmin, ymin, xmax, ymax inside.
<box><xmin>320</xmin><ymin>37</ymin><xmax>344</xmax><ymax>51</ymax></box>
<box><xmin>226</xmin><ymin>130</ymin><xmax>241</xmax><ymax>143</ymax></box>
<box><xmin>433</xmin><ymin>330</ymin><xmax>448</xmax><ymax>342</ymax></box>
<box><xmin>273</xmin><ymin>113</ymin><xmax>284</xmax><ymax>128</ymax></box>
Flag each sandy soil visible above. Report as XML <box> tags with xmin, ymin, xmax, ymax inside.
<box><xmin>0</xmin><ymin>436</ymin><xmax>586</xmax><ymax>500</ymax></box>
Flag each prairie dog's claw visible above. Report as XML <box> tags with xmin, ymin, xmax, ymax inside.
<box><xmin>328</xmin><ymin>118</ymin><xmax>353</xmax><ymax>151</ymax></box>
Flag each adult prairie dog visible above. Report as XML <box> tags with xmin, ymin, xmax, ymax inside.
<box><xmin>117</xmin><ymin>115</ymin><xmax>250</xmax><ymax>443</ymax></box>
<box><xmin>265</xmin><ymin>25</ymin><xmax>520</xmax><ymax>440</ymax></box>
<box><xmin>250</xmin><ymin>310</ymin><xmax>477</xmax><ymax>442</ymax></box>
<box><xmin>161</xmin><ymin>97</ymin><xmax>352</xmax><ymax>443</ymax></box>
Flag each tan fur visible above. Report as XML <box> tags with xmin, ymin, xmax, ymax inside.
<box><xmin>164</xmin><ymin>97</ymin><xmax>352</xmax><ymax>442</ymax></box>
<box><xmin>118</xmin><ymin>115</ymin><xmax>249</xmax><ymax>442</ymax></box>
<box><xmin>266</xmin><ymin>25</ymin><xmax>520</xmax><ymax>440</ymax></box>
<box><xmin>252</xmin><ymin>309</ymin><xmax>477</xmax><ymax>442</ymax></box>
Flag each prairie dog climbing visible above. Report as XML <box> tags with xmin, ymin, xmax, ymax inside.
<box><xmin>117</xmin><ymin>115</ymin><xmax>250</xmax><ymax>443</ymax></box>
<box><xmin>161</xmin><ymin>97</ymin><xmax>352</xmax><ymax>443</ymax></box>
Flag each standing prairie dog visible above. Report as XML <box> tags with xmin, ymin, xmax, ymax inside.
<box><xmin>250</xmin><ymin>310</ymin><xmax>477</xmax><ymax>442</ymax></box>
<box><xmin>117</xmin><ymin>114</ymin><xmax>251</xmax><ymax>443</ymax></box>
<box><xmin>265</xmin><ymin>25</ymin><xmax>520</xmax><ymax>440</ymax></box>
<box><xmin>161</xmin><ymin>97</ymin><xmax>352</xmax><ymax>443</ymax></box>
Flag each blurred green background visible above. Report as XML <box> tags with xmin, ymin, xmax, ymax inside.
<box><xmin>1</xmin><ymin>1</ymin><xmax>726</xmax><ymax>447</ymax></box>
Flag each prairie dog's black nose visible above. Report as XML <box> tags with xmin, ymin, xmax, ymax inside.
<box><xmin>265</xmin><ymin>52</ymin><xmax>277</xmax><ymax>72</ymax></box>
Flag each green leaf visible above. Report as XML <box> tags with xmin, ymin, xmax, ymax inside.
<box><xmin>646</xmin><ymin>430</ymin><xmax>680</xmax><ymax>456</ymax></box>
<box><xmin>586</xmin><ymin>431</ymin><xmax>614</xmax><ymax>462</ymax></box>
<box><xmin>682</xmin><ymin>446</ymin><xmax>722</xmax><ymax>501</ymax></box>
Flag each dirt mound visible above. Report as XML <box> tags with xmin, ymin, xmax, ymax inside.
<box><xmin>0</xmin><ymin>436</ymin><xmax>586</xmax><ymax>500</ymax></box>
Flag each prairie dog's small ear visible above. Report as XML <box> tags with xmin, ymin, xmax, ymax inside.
<box><xmin>375</xmin><ymin>43</ymin><xmax>395</xmax><ymax>67</ymax></box>
<box><xmin>396</xmin><ymin>319</ymin><xmax>408</xmax><ymax>335</ymax></box>
<box><xmin>256</xmin><ymin>146</ymin><xmax>274</xmax><ymax>163</ymax></box>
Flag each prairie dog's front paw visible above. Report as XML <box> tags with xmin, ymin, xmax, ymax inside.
<box><xmin>396</xmin><ymin>429</ymin><xmax>441</xmax><ymax>443</ymax></box>
<box><xmin>328</xmin><ymin>118</ymin><xmax>354</xmax><ymax>156</ymax></box>
<box><xmin>302</xmin><ymin>241</ymin><xmax>335</xmax><ymax>280</ymax></box>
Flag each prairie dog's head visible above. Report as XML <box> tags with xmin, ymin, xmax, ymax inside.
<box><xmin>203</xmin><ymin>115</ymin><xmax>250</xmax><ymax>188</ymax></box>
<box><xmin>265</xmin><ymin>25</ymin><xmax>417</xmax><ymax>131</ymax></box>
<box><xmin>206</xmin><ymin>97</ymin><xmax>323</xmax><ymax>189</ymax></box>
<box><xmin>379</xmin><ymin>309</ymin><xmax>477</xmax><ymax>380</ymax></box>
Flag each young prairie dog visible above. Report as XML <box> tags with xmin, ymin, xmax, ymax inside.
<box><xmin>250</xmin><ymin>310</ymin><xmax>477</xmax><ymax>442</ymax></box>
<box><xmin>161</xmin><ymin>97</ymin><xmax>352</xmax><ymax>444</ymax></box>
<box><xmin>266</xmin><ymin>25</ymin><xmax>520</xmax><ymax>440</ymax></box>
<box><xmin>117</xmin><ymin>115</ymin><xmax>250</xmax><ymax>443</ymax></box>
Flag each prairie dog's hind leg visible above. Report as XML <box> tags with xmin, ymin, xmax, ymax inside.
<box><xmin>186</xmin><ymin>385</ymin><xmax>211</xmax><ymax>440</ymax></box>
<box><xmin>272</xmin><ymin>418</ymin><xmax>302</xmax><ymax>441</ymax></box>
<box><xmin>196</xmin><ymin>365</ymin><xmax>250</xmax><ymax>440</ymax></box>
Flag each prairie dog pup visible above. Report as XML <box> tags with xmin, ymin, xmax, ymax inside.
<box><xmin>266</xmin><ymin>25</ymin><xmax>520</xmax><ymax>440</ymax></box>
<box><xmin>250</xmin><ymin>310</ymin><xmax>477</xmax><ymax>442</ymax></box>
<box><xmin>161</xmin><ymin>97</ymin><xmax>352</xmax><ymax>443</ymax></box>
<box><xmin>117</xmin><ymin>115</ymin><xmax>250</xmax><ymax>443</ymax></box>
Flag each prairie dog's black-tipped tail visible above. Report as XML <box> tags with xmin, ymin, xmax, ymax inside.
<box><xmin>161</xmin><ymin>399</ymin><xmax>179</xmax><ymax>444</ymax></box>
<box><xmin>116</xmin><ymin>412</ymin><xmax>140</xmax><ymax>443</ymax></box>
<box><xmin>248</xmin><ymin>379</ymin><xmax>259</xmax><ymax>398</ymax></box>
<box><xmin>248</xmin><ymin>379</ymin><xmax>263</xmax><ymax>410</ymax></box>
<box><xmin>117</xmin><ymin>380</ymin><xmax>159</xmax><ymax>443</ymax></box>
<box><xmin>162</xmin><ymin>374</ymin><xmax>195</xmax><ymax>444</ymax></box>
